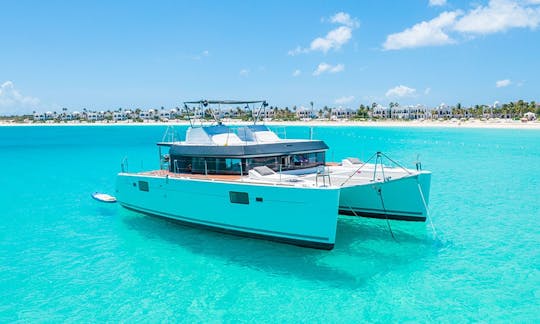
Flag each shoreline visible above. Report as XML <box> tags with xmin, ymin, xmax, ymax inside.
<box><xmin>0</xmin><ymin>119</ymin><xmax>539</xmax><ymax>129</ymax></box>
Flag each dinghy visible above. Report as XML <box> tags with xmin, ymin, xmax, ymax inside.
<box><xmin>91</xmin><ymin>192</ymin><xmax>117</xmax><ymax>203</ymax></box>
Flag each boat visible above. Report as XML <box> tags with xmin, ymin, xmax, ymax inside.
<box><xmin>116</xmin><ymin>101</ymin><xmax>341</xmax><ymax>249</ymax></box>
<box><xmin>116</xmin><ymin>100</ymin><xmax>432</xmax><ymax>249</ymax></box>
<box><xmin>92</xmin><ymin>192</ymin><xmax>117</xmax><ymax>203</ymax></box>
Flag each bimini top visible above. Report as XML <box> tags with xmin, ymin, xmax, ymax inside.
<box><xmin>182</xmin><ymin>125</ymin><xmax>281</xmax><ymax>146</ymax></box>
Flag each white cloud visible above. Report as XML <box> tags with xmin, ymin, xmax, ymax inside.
<box><xmin>454</xmin><ymin>0</ymin><xmax>540</xmax><ymax>34</ymax></box>
<box><xmin>289</xmin><ymin>12</ymin><xmax>358</xmax><ymax>55</ymax></box>
<box><xmin>202</xmin><ymin>50</ymin><xmax>210</xmax><ymax>56</ymax></box>
<box><xmin>313</xmin><ymin>63</ymin><xmax>345</xmax><ymax>76</ymax></box>
<box><xmin>310</xmin><ymin>26</ymin><xmax>353</xmax><ymax>53</ymax></box>
<box><xmin>292</xmin><ymin>69</ymin><xmax>301</xmax><ymax>77</ymax></box>
<box><xmin>384</xmin><ymin>0</ymin><xmax>540</xmax><ymax>50</ymax></box>
<box><xmin>496</xmin><ymin>79</ymin><xmax>511</xmax><ymax>87</ymax></box>
<box><xmin>0</xmin><ymin>81</ymin><xmax>39</xmax><ymax>115</ymax></box>
<box><xmin>330</xmin><ymin>12</ymin><xmax>360</xmax><ymax>28</ymax></box>
<box><xmin>335</xmin><ymin>96</ymin><xmax>355</xmax><ymax>104</ymax></box>
<box><xmin>385</xmin><ymin>85</ymin><xmax>417</xmax><ymax>97</ymax></box>
<box><xmin>239</xmin><ymin>69</ymin><xmax>249</xmax><ymax>76</ymax></box>
<box><xmin>429</xmin><ymin>0</ymin><xmax>447</xmax><ymax>6</ymax></box>
<box><xmin>383</xmin><ymin>11</ymin><xmax>461</xmax><ymax>50</ymax></box>
<box><xmin>424</xmin><ymin>87</ymin><xmax>432</xmax><ymax>95</ymax></box>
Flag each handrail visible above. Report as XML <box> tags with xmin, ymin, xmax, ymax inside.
<box><xmin>340</xmin><ymin>151</ymin><xmax>415</xmax><ymax>187</ymax></box>
<box><xmin>121</xmin><ymin>157</ymin><xmax>129</xmax><ymax>172</ymax></box>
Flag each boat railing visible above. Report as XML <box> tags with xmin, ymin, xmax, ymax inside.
<box><xmin>316</xmin><ymin>166</ymin><xmax>331</xmax><ymax>187</ymax></box>
<box><xmin>121</xmin><ymin>157</ymin><xmax>129</xmax><ymax>172</ymax></box>
<box><xmin>339</xmin><ymin>151</ymin><xmax>415</xmax><ymax>186</ymax></box>
<box><xmin>161</xmin><ymin>125</ymin><xmax>180</xmax><ymax>143</ymax></box>
<box><xmin>273</xmin><ymin>126</ymin><xmax>287</xmax><ymax>139</ymax></box>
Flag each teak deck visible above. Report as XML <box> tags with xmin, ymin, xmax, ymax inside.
<box><xmin>139</xmin><ymin>170</ymin><xmax>242</xmax><ymax>181</ymax></box>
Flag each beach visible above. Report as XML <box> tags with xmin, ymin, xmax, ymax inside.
<box><xmin>1</xmin><ymin>119</ymin><xmax>539</xmax><ymax>129</ymax></box>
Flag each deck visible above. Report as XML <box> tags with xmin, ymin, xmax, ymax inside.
<box><xmin>138</xmin><ymin>170</ymin><xmax>242</xmax><ymax>181</ymax></box>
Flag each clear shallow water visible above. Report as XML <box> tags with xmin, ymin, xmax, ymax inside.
<box><xmin>0</xmin><ymin>125</ymin><xmax>538</xmax><ymax>322</ymax></box>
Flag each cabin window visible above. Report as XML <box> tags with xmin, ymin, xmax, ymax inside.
<box><xmin>221</xmin><ymin>158</ymin><xmax>244</xmax><ymax>174</ymax></box>
<box><xmin>289</xmin><ymin>152</ymin><xmax>325</xmax><ymax>168</ymax></box>
<box><xmin>192</xmin><ymin>157</ymin><xmax>207</xmax><ymax>174</ymax></box>
<box><xmin>183</xmin><ymin>157</ymin><xmax>244</xmax><ymax>175</ymax></box>
<box><xmin>138</xmin><ymin>181</ymin><xmax>149</xmax><ymax>192</ymax></box>
<box><xmin>248</xmin><ymin>157</ymin><xmax>279</xmax><ymax>169</ymax></box>
<box><xmin>171</xmin><ymin>157</ymin><xmax>192</xmax><ymax>173</ymax></box>
<box><xmin>229</xmin><ymin>191</ymin><xmax>249</xmax><ymax>204</ymax></box>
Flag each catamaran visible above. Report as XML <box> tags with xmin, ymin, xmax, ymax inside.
<box><xmin>115</xmin><ymin>100</ymin><xmax>432</xmax><ymax>249</ymax></box>
<box><xmin>116</xmin><ymin>101</ymin><xmax>341</xmax><ymax>249</ymax></box>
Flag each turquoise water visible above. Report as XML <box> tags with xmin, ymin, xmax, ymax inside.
<box><xmin>1</xmin><ymin>125</ymin><xmax>538</xmax><ymax>322</ymax></box>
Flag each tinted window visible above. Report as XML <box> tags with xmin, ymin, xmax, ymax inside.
<box><xmin>229</xmin><ymin>191</ymin><xmax>249</xmax><ymax>204</ymax></box>
<box><xmin>138</xmin><ymin>181</ymin><xmax>149</xmax><ymax>192</ymax></box>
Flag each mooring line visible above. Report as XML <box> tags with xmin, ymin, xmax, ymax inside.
<box><xmin>417</xmin><ymin>181</ymin><xmax>437</xmax><ymax>239</ymax></box>
<box><xmin>376</xmin><ymin>188</ymin><xmax>397</xmax><ymax>242</ymax></box>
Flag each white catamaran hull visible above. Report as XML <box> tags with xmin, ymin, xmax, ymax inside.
<box><xmin>336</xmin><ymin>171</ymin><xmax>431</xmax><ymax>221</ymax></box>
<box><xmin>116</xmin><ymin>173</ymin><xmax>341</xmax><ymax>249</ymax></box>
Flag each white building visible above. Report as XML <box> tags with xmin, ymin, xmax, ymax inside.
<box><xmin>524</xmin><ymin>112</ymin><xmax>536</xmax><ymax>121</ymax></box>
<box><xmin>433</xmin><ymin>103</ymin><xmax>452</xmax><ymax>119</ymax></box>
<box><xmin>371</xmin><ymin>104</ymin><xmax>389</xmax><ymax>118</ymax></box>
<box><xmin>295</xmin><ymin>106</ymin><xmax>311</xmax><ymax>119</ymax></box>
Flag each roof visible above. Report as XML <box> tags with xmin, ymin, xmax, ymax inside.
<box><xmin>169</xmin><ymin>140</ymin><xmax>328</xmax><ymax>158</ymax></box>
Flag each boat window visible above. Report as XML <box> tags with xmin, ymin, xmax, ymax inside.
<box><xmin>287</xmin><ymin>152</ymin><xmax>326</xmax><ymax>170</ymax></box>
<box><xmin>229</xmin><ymin>191</ymin><xmax>249</xmax><ymax>204</ymax></box>
<box><xmin>138</xmin><ymin>181</ymin><xmax>149</xmax><ymax>192</ymax></box>
<box><xmin>171</xmin><ymin>157</ymin><xmax>192</xmax><ymax>173</ymax></box>
<box><xmin>189</xmin><ymin>157</ymin><xmax>244</xmax><ymax>175</ymax></box>
<box><xmin>248</xmin><ymin>157</ymin><xmax>279</xmax><ymax>169</ymax></box>
<box><xmin>191</xmin><ymin>157</ymin><xmax>205</xmax><ymax>174</ymax></box>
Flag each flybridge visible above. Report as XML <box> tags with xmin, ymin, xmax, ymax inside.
<box><xmin>163</xmin><ymin>124</ymin><xmax>328</xmax><ymax>169</ymax></box>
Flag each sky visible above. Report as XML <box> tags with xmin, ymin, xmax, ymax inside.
<box><xmin>1</xmin><ymin>0</ymin><xmax>540</xmax><ymax>115</ymax></box>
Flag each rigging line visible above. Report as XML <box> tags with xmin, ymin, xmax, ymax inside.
<box><xmin>339</xmin><ymin>152</ymin><xmax>378</xmax><ymax>187</ymax></box>
<box><xmin>379</xmin><ymin>152</ymin><xmax>413</xmax><ymax>175</ymax></box>
<box><xmin>417</xmin><ymin>180</ymin><xmax>437</xmax><ymax>239</ymax></box>
<box><xmin>379</xmin><ymin>153</ymin><xmax>387</xmax><ymax>182</ymax></box>
<box><xmin>347</xmin><ymin>204</ymin><xmax>394</xmax><ymax>239</ymax></box>
<box><xmin>377</xmin><ymin>188</ymin><xmax>397</xmax><ymax>242</ymax></box>
<box><xmin>347</xmin><ymin>205</ymin><xmax>360</xmax><ymax>217</ymax></box>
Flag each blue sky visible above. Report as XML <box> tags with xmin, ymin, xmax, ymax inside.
<box><xmin>1</xmin><ymin>0</ymin><xmax>539</xmax><ymax>115</ymax></box>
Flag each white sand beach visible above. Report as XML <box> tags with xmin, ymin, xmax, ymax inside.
<box><xmin>1</xmin><ymin>119</ymin><xmax>539</xmax><ymax>129</ymax></box>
